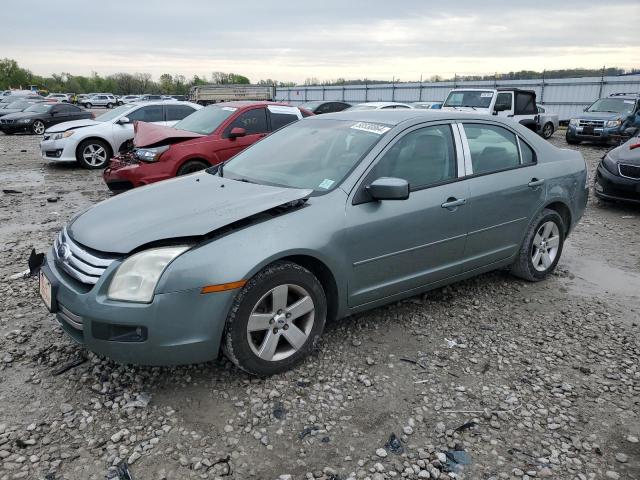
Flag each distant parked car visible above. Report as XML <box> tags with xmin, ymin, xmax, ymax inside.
<box><xmin>536</xmin><ymin>105</ymin><xmax>559</xmax><ymax>139</ymax></box>
<box><xmin>40</xmin><ymin>101</ymin><xmax>201</xmax><ymax>168</ymax></box>
<box><xmin>413</xmin><ymin>101</ymin><xmax>443</xmax><ymax>110</ymax></box>
<box><xmin>0</xmin><ymin>99</ymin><xmax>45</xmax><ymax>117</ymax></box>
<box><xmin>1</xmin><ymin>94</ymin><xmax>43</xmax><ymax>105</ymax></box>
<box><xmin>594</xmin><ymin>135</ymin><xmax>640</xmax><ymax>204</ymax></box>
<box><xmin>138</xmin><ymin>94</ymin><xmax>163</xmax><ymax>101</ymax></box>
<box><xmin>347</xmin><ymin>102</ymin><xmax>413</xmax><ymax>111</ymax></box>
<box><xmin>40</xmin><ymin>110</ymin><xmax>588</xmax><ymax>374</ymax></box>
<box><xmin>566</xmin><ymin>93</ymin><xmax>640</xmax><ymax>145</ymax></box>
<box><xmin>120</xmin><ymin>95</ymin><xmax>140</xmax><ymax>104</ymax></box>
<box><xmin>82</xmin><ymin>94</ymin><xmax>117</xmax><ymax>109</ymax></box>
<box><xmin>46</xmin><ymin>93</ymin><xmax>70</xmax><ymax>103</ymax></box>
<box><xmin>171</xmin><ymin>95</ymin><xmax>187</xmax><ymax>101</ymax></box>
<box><xmin>299</xmin><ymin>101</ymin><xmax>352</xmax><ymax>114</ymax></box>
<box><xmin>103</xmin><ymin>102</ymin><xmax>308</xmax><ymax>192</ymax></box>
<box><xmin>0</xmin><ymin>103</ymin><xmax>92</xmax><ymax>135</ymax></box>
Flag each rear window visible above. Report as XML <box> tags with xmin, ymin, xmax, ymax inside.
<box><xmin>165</xmin><ymin>104</ymin><xmax>196</xmax><ymax>121</ymax></box>
<box><xmin>270</xmin><ymin>112</ymin><xmax>299</xmax><ymax>131</ymax></box>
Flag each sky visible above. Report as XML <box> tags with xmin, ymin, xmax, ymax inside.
<box><xmin>2</xmin><ymin>0</ymin><xmax>639</xmax><ymax>83</ymax></box>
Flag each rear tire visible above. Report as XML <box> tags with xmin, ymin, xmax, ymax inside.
<box><xmin>84</xmin><ymin>103</ymin><xmax>92</xmax><ymax>109</ymax></box>
<box><xmin>223</xmin><ymin>261</ymin><xmax>327</xmax><ymax>376</ymax></box>
<box><xmin>177</xmin><ymin>159</ymin><xmax>209</xmax><ymax>176</ymax></box>
<box><xmin>510</xmin><ymin>209</ymin><xmax>565</xmax><ymax>282</ymax></box>
<box><xmin>106</xmin><ymin>103</ymin><xmax>113</xmax><ymax>109</ymax></box>
<box><xmin>541</xmin><ymin>122</ymin><xmax>554</xmax><ymax>139</ymax></box>
<box><xmin>76</xmin><ymin>139</ymin><xmax>111</xmax><ymax>169</ymax></box>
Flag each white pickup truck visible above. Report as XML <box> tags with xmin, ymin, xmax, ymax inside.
<box><xmin>442</xmin><ymin>88</ymin><xmax>539</xmax><ymax>133</ymax></box>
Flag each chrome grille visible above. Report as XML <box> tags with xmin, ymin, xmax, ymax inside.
<box><xmin>53</xmin><ymin>228</ymin><xmax>117</xmax><ymax>285</ymax></box>
<box><xmin>578</xmin><ymin>119</ymin><xmax>604</xmax><ymax>128</ymax></box>
<box><xmin>619</xmin><ymin>163</ymin><xmax>640</xmax><ymax>180</ymax></box>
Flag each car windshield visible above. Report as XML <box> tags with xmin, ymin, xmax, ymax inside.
<box><xmin>586</xmin><ymin>98</ymin><xmax>635</xmax><ymax>115</ymax></box>
<box><xmin>173</xmin><ymin>105</ymin><xmax>235</xmax><ymax>135</ymax></box>
<box><xmin>25</xmin><ymin>103</ymin><xmax>52</xmax><ymax>113</ymax></box>
<box><xmin>444</xmin><ymin>90</ymin><xmax>494</xmax><ymax>108</ymax></box>
<box><xmin>347</xmin><ymin>104</ymin><xmax>378</xmax><ymax>111</ymax></box>
<box><xmin>220</xmin><ymin>119</ymin><xmax>390</xmax><ymax>192</ymax></box>
<box><xmin>95</xmin><ymin>105</ymin><xmax>132</xmax><ymax>122</ymax></box>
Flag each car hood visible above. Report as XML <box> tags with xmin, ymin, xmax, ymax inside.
<box><xmin>68</xmin><ymin>173</ymin><xmax>312</xmax><ymax>254</ymax></box>
<box><xmin>47</xmin><ymin>119</ymin><xmax>101</xmax><ymax>133</ymax></box>
<box><xmin>0</xmin><ymin>108</ymin><xmax>22</xmax><ymax>117</ymax></box>
<box><xmin>133</xmin><ymin>121</ymin><xmax>203</xmax><ymax>148</ymax></box>
<box><xmin>575</xmin><ymin>111</ymin><xmax>622</xmax><ymax>121</ymax></box>
<box><xmin>608</xmin><ymin>137</ymin><xmax>640</xmax><ymax>165</ymax></box>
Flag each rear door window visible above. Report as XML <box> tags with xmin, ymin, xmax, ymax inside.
<box><xmin>127</xmin><ymin>105</ymin><xmax>164</xmax><ymax>122</ymax></box>
<box><xmin>515</xmin><ymin>93</ymin><xmax>536</xmax><ymax>115</ymax></box>
<box><xmin>463</xmin><ymin>123</ymin><xmax>520</xmax><ymax>174</ymax></box>
<box><xmin>165</xmin><ymin>104</ymin><xmax>196</xmax><ymax>121</ymax></box>
<box><xmin>269</xmin><ymin>112</ymin><xmax>299</xmax><ymax>131</ymax></box>
<box><xmin>225</xmin><ymin>108</ymin><xmax>268</xmax><ymax>136</ymax></box>
<box><xmin>494</xmin><ymin>93</ymin><xmax>512</xmax><ymax>111</ymax></box>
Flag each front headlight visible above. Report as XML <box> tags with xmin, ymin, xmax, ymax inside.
<box><xmin>134</xmin><ymin>145</ymin><xmax>170</xmax><ymax>162</ymax></box>
<box><xmin>52</xmin><ymin>130</ymin><xmax>75</xmax><ymax>140</ymax></box>
<box><xmin>107</xmin><ymin>246</ymin><xmax>190</xmax><ymax>303</ymax></box>
<box><xmin>605</xmin><ymin>119</ymin><xmax>621</xmax><ymax>128</ymax></box>
<box><xmin>569</xmin><ymin>118</ymin><xmax>579</xmax><ymax>126</ymax></box>
<box><xmin>601</xmin><ymin>154</ymin><xmax>619</xmax><ymax>175</ymax></box>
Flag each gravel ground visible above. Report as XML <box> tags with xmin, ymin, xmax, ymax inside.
<box><xmin>0</xmin><ymin>128</ymin><xmax>638</xmax><ymax>480</ymax></box>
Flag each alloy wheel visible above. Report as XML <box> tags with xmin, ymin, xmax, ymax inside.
<box><xmin>33</xmin><ymin>121</ymin><xmax>45</xmax><ymax>135</ymax></box>
<box><xmin>83</xmin><ymin>144</ymin><xmax>108</xmax><ymax>167</ymax></box>
<box><xmin>531</xmin><ymin>221</ymin><xmax>560</xmax><ymax>272</ymax></box>
<box><xmin>542</xmin><ymin>123</ymin><xmax>554</xmax><ymax>139</ymax></box>
<box><xmin>246</xmin><ymin>284</ymin><xmax>315</xmax><ymax>362</ymax></box>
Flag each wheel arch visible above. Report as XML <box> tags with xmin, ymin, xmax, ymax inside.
<box><xmin>543</xmin><ymin>200</ymin><xmax>572</xmax><ymax>236</ymax></box>
<box><xmin>175</xmin><ymin>156</ymin><xmax>213</xmax><ymax>176</ymax></box>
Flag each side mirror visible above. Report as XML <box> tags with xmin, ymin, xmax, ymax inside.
<box><xmin>493</xmin><ymin>104</ymin><xmax>509</xmax><ymax>113</ymax></box>
<box><xmin>366</xmin><ymin>177</ymin><xmax>409</xmax><ymax>201</ymax></box>
<box><xmin>228</xmin><ymin>127</ymin><xmax>246</xmax><ymax>139</ymax></box>
<box><xmin>117</xmin><ymin>116</ymin><xmax>130</xmax><ymax>125</ymax></box>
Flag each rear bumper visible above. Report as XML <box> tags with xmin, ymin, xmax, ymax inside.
<box><xmin>594</xmin><ymin>162</ymin><xmax>640</xmax><ymax>203</ymax></box>
<box><xmin>41</xmin><ymin>251</ymin><xmax>236</xmax><ymax>365</ymax></box>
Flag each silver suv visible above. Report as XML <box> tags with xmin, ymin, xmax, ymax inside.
<box><xmin>82</xmin><ymin>94</ymin><xmax>117</xmax><ymax>109</ymax></box>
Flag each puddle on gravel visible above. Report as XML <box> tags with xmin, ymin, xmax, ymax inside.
<box><xmin>560</xmin><ymin>243</ymin><xmax>640</xmax><ymax>301</ymax></box>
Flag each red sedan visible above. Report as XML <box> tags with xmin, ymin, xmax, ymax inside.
<box><xmin>103</xmin><ymin>101</ymin><xmax>311</xmax><ymax>192</ymax></box>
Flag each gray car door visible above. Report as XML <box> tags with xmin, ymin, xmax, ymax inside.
<box><xmin>346</xmin><ymin>123</ymin><xmax>469</xmax><ymax>307</ymax></box>
<box><xmin>459</xmin><ymin>122</ymin><xmax>546</xmax><ymax>270</ymax></box>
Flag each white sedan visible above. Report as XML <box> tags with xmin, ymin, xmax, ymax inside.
<box><xmin>40</xmin><ymin>101</ymin><xmax>201</xmax><ymax>169</ymax></box>
<box><xmin>346</xmin><ymin>101</ymin><xmax>414</xmax><ymax>111</ymax></box>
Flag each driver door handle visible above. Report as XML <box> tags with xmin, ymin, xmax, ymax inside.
<box><xmin>441</xmin><ymin>197</ymin><xmax>466</xmax><ymax>210</ymax></box>
<box><xmin>528</xmin><ymin>178</ymin><xmax>545</xmax><ymax>188</ymax></box>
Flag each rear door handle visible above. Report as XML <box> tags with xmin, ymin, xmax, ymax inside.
<box><xmin>528</xmin><ymin>178</ymin><xmax>545</xmax><ymax>188</ymax></box>
<box><xmin>441</xmin><ymin>197</ymin><xmax>466</xmax><ymax>210</ymax></box>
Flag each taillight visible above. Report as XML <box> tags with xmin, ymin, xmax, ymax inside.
<box><xmin>630</xmin><ymin>142</ymin><xmax>640</xmax><ymax>150</ymax></box>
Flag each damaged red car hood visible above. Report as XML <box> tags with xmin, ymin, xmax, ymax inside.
<box><xmin>133</xmin><ymin>121</ymin><xmax>203</xmax><ymax>148</ymax></box>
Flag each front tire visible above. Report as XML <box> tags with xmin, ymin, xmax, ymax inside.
<box><xmin>510</xmin><ymin>209</ymin><xmax>565</xmax><ymax>282</ymax></box>
<box><xmin>223</xmin><ymin>261</ymin><xmax>327</xmax><ymax>376</ymax></box>
<box><xmin>565</xmin><ymin>132</ymin><xmax>580</xmax><ymax>145</ymax></box>
<box><xmin>76</xmin><ymin>139</ymin><xmax>111</xmax><ymax>169</ymax></box>
<box><xmin>176</xmin><ymin>159</ymin><xmax>209</xmax><ymax>176</ymax></box>
<box><xmin>106</xmin><ymin>103</ymin><xmax>113</xmax><ymax>109</ymax></box>
<box><xmin>541</xmin><ymin>122</ymin><xmax>554</xmax><ymax>139</ymax></box>
<box><xmin>32</xmin><ymin>120</ymin><xmax>45</xmax><ymax>135</ymax></box>
<box><xmin>84</xmin><ymin>103</ymin><xmax>92</xmax><ymax>109</ymax></box>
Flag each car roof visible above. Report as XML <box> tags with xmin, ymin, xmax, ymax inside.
<box><xmin>608</xmin><ymin>93</ymin><xmax>640</xmax><ymax>99</ymax></box>
<box><xmin>126</xmin><ymin>100</ymin><xmax>201</xmax><ymax>108</ymax></box>
<box><xmin>354</xmin><ymin>101</ymin><xmax>410</xmax><ymax>107</ymax></box>
<box><xmin>202</xmin><ymin>101</ymin><xmax>302</xmax><ymax>109</ymax></box>
<box><xmin>313</xmin><ymin>109</ymin><xmax>531</xmax><ymax>125</ymax></box>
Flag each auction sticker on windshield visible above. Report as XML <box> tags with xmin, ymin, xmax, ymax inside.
<box><xmin>318</xmin><ymin>179</ymin><xmax>335</xmax><ymax>189</ymax></box>
<box><xmin>39</xmin><ymin>270</ymin><xmax>52</xmax><ymax>312</ymax></box>
<box><xmin>481</xmin><ymin>92</ymin><xmax>493</xmax><ymax>97</ymax></box>
<box><xmin>350</xmin><ymin>122</ymin><xmax>391</xmax><ymax>135</ymax></box>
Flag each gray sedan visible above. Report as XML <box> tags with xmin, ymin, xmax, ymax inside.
<box><xmin>39</xmin><ymin>110</ymin><xmax>588</xmax><ymax>375</ymax></box>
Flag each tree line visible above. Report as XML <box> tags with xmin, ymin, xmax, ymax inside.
<box><xmin>1</xmin><ymin>58</ymin><xmax>637</xmax><ymax>94</ymax></box>
<box><xmin>0</xmin><ymin>58</ymin><xmax>295</xmax><ymax>94</ymax></box>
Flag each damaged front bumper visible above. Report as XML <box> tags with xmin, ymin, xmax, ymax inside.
<box><xmin>103</xmin><ymin>153</ymin><xmax>174</xmax><ymax>193</ymax></box>
<box><xmin>39</xmin><ymin>250</ymin><xmax>234</xmax><ymax>365</ymax></box>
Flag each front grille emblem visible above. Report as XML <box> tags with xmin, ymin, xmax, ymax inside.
<box><xmin>57</xmin><ymin>243</ymin><xmax>72</xmax><ymax>261</ymax></box>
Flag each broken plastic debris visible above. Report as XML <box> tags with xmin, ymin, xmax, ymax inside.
<box><xmin>445</xmin><ymin>338</ymin><xmax>458</xmax><ymax>348</ymax></box>
<box><xmin>123</xmin><ymin>392</ymin><xmax>152</xmax><ymax>409</ymax></box>
<box><xmin>384</xmin><ymin>433</ymin><xmax>404</xmax><ymax>455</ymax></box>
<box><xmin>298</xmin><ymin>425</ymin><xmax>320</xmax><ymax>440</ymax></box>
<box><xmin>272</xmin><ymin>401</ymin><xmax>286</xmax><ymax>419</ymax></box>
<box><xmin>29</xmin><ymin>249</ymin><xmax>45</xmax><ymax>276</ymax></box>
<box><xmin>9</xmin><ymin>269</ymin><xmax>30</xmax><ymax>280</ymax></box>
<box><xmin>52</xmin><ymin>355</ymin><xmax>87</xmax><ymax>376</ymax></box>
<box><xmin>106</xmin><ymin>460</ymin><xmax>135</xmax><ymax>480</ymax></box>
<box><xmin>444</xmin><ymin>450</ymin><xmax>472</xmax><ymax>473</ymax></box>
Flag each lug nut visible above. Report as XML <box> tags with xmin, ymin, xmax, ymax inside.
<box><xmin>286</xmin><ymin>313</ymin><xmax>291</xmax><ymax>319</ymax></box>
<box><xmin>273</xmin><ymin>328</ymin><xmax>278</xmax><ymax>334</ymax></box>
<box><xmin>283</xmin><ymin>324</ymin><xmax>289</xmax><ymax>330</ymax></box>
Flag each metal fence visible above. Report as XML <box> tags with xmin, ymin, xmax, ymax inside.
<box><xmin>275</xmin><ymin>74</ymin><xmax>640</xmax><ymax>121</ymax></box>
